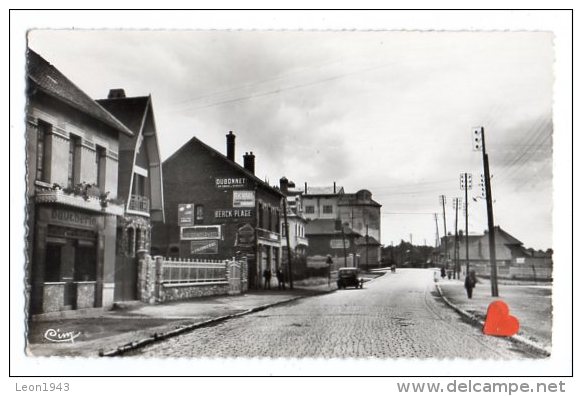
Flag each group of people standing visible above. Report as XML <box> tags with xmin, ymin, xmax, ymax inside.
<box><xmin>437</xmin><ymin>265</ymin><xmax>478</xmax><ymax>299</ymax></box>
<box><xmin>262</xmin><ymin>267</ymin><xmax>286</xmax><ymax>290</ymax></box>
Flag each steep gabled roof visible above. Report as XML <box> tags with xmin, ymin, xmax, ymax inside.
<box><xmin>26</xmin><ymin>49</ymin><xmax>133</xmax><ymax>137</ymax></box>
<box><xmin>96</xmin><ymin>96</ymin><xmax>150</xmax><ymax>133</ymax></box>
<box><xmin>165</xmin><ymin>136</ymin><xmax>284</xmax><ymax>198</ymax></box>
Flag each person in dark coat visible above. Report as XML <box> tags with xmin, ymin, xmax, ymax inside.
<box><xmin>440</xmin><ymin>266</ymin><xmax>446</xmax><ymax>279</ymax></box>
<box><xmin>263</xmin><ymin>268</ymin><xmax>272</xmax><ymax>290</ymax></box>
<box><xmin>464</xmin><ymin>270</ymin><xmax>477</xmax><ymax>299</ymax></box>
<box><xmin>276</xmin><ymin>268</ymin><xmax>285</xmax><ymax>290</ymax></box>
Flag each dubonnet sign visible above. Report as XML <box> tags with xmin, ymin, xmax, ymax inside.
<box><xmin>215</xmin><ymin>177</ymin><xmax>247</xmax><ymax>189</ymax></box>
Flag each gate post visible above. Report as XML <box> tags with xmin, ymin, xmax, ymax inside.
<box><xmin>154</xmin><ymin>256</ymin><xmax>164</xmax><ymax>303</ymax></box>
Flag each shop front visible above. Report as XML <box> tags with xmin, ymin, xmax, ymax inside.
<box><xmin>30</xmin><ymin>205</ymin><xmax>117</xmax><ymax>314</ymax></box>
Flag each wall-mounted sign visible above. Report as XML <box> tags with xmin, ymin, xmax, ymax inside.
<box><xmin>178</xmin><ymin>203</ymin><xmax>194</xmax><ymax>226</ymax></box>
<box><xmin>181</xmin><ymin>225</ymin><xmax>221</xmax><ymax>240</ymax></box>
<box><xmin>236</xmin><ymin>223</ymin><xmax>255</xmax><ymax>247</ymax></box>
<box><xmin>190</xmin><ymin>240</ymin><xmax>218</xmax><ymax>254</ymax></box>
<box><xmin>215</xmin><ymin>177</ymin><xmax>247</xmax><ymax>189</ymax></box>
<box><xmin>233</xmin><ymin>190</ymin><xmax>255</xmax><ymax>208</ymax></box>
<box><xmin>214</xmin><ymin>209</ymin><xmax>254</xmax><ymax>219</ymax></box>
<box><xmin>330</xmin><ymin>239</ymin><xmax>349</xmax><ymax>249</ymax></box>
<box><xmin>50</xmin><ymin>209</ymin><xmax>97</xmax><ymax>227</ymax></box>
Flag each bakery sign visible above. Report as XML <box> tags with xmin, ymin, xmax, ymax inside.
<box><xmin>233</xmin><ymin>190</ymin><xmax>255</xmax><ymax>208</ymax></box>
<box><xmin>190</xmin><ymin>240</ymin><xmax>218</xmax><ymax>254</ymax></box>
<box><xmin>215</xmin><ymin>177</ymin><xmax>247</xmax><ymax>189</ymax></box>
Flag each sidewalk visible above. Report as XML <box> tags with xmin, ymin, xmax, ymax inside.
<box><xmin>27</xmin><ymin>283</ymin><xmax>336</xmax><ymax>357</ymax></box>
<box><xmin>436</xmin><ymin>276</ymin><xmax>552</xmax><ymax>350</ymax></box>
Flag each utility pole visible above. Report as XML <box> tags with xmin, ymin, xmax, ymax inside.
<box><xmin>473</xmin><ymin>126</ymin><xmax>499</xmax><ymax>297</ymax></box>
<box><xmin>365</xmin><ymin>224</ymin><xmax>369</xmax><ymax>271</ymax></box>
<box><xmin>434</xmin><ymin>213</ymin><xmax>440</xmax><ymax>248</ymax></box>
<box><xmin>282</xmin><ymin>198</ymin><xmax>294</xmax><ymax>289</ymax></box>
<box><xmin>453</xmin><ymin>198</ymin><xmax>460</xmax><ymax>280</ymax></box>
<box><xmin>460</xmin><ymin>173</ymin><xmax>472</xmax><ymax>275</ymax></box>
<box><xmin>340</xmin><ymin>221</ymin><xmax>348</xmax><ymax>267</ymax></box>
<box><xmin>439</xmin><ymin>195</ymin><xmax>448</xmax><ymax>268</ymax></box>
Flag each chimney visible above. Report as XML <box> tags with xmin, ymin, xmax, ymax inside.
<box><xmin>226</xmin><ymin>131</ymin><xmax>236</xmax><ymax>161</ymax></box>
<box><xmin>243</xmin><ymin>152</ymin><xmax>255</xmax><ymax>174</ymax></box>
<box><xmin>333</xmin><ymin>181</ymin><xmax>336</xmax><ymax>194</ymax></box>
<box><xmin>304</xmin><ymin>182</ymin><xmax>308</xmax><ymax>194</ymax></box>
<box><xmin>107</xmin><ymin>88</ymin><xmax>126</xmax><ymax>99</ymax></box>
<box><xmin>279</xmin><ymin>177</ymin><xmax>289</xmax><ymax>194</ymax></box>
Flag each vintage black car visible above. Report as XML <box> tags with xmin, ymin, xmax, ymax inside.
<box><xmin>337</xmin><ymin>267</ymin><xmax>364</xmax><ymax>289</ymax></box>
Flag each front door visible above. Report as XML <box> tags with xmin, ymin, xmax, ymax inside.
<box><xmin>114</xmin><ymin>254</ymin><xmax>137</xmax><ymax>301</ymax></box>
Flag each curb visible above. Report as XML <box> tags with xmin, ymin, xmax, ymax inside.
<box><xmin>434</xmin><ymin>283</ymin><xmax>551</xmax><ymax>358</ymax></box>
<box><xmin>100</xmin><ymin>289</ymin><xmax>334</xmax><ymax>357</ymax></box>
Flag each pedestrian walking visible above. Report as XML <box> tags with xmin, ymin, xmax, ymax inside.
<box><xmin>276</xmin><ymin>268</ymin><xmax>285</xmax><ymax>290</ymax></box>
<box><xmin>440</xmin><ymin>266</ymin><xmax>446</xmax><ymax>279</ymax></box>
<box><xmin>464</xmin><ymin>270</ymin><xmax>477</xmax><ymax>299</ymax></box>
<box><xmin>263</xmin><ymin>268</ymin><xmax>272</xmax><ymax>290</ymax></box>
<box><xmin>326</xmin><ymin>255</ymin><xmax>333</xmax><ymax>287</ymax></box>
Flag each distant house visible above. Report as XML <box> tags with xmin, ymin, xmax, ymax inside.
<box><xmin>96</xmin><ymin>90</ymin><xmax>165</xmax><ymax>301</ymax></box>
<box><xmin>305</xmin><ymin>219</ymin><xmax>361</xmax><ymax>270</ymax></box>
<box><xmin>440</xmin><ymin>226</ymin><xmax>552</xmax><ymax>280</ymax></box>
<box><xmin>301</xmin><ymin>183</ymin><xmax>382</xmax><ymax>268</ymax></box>
<box><xmin>25</xmin><ymin>49</ymin><xmax>133</xmax><ymax>315</ymax></box>
<box><xmin>151</xmin><ymin>131</ymin><xmax>284</xmax><ymax>289</ymax></box>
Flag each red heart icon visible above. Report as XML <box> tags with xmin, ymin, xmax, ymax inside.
<box><xmin>483</xmin><ymin>300</ymin><xmax>520</xmax><ymax>336</ymax></box>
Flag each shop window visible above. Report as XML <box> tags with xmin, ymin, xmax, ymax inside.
<box><xmin>305</xmin><ymin>205</ymin><xmax>315</xmax><ymax>214</ymax></box>
<box><xmin>44</xmin><ymin>243</ymin><xmax>62</xmax><ymax>282</ymax></box>
<box><xmin>74</xmin><ymin>241</ymin><xmax>96</xmax><ymax>281</ymax></box>
<box><xmin>36</xmin><ymin>120</ymin><xmax>51</xmax><ymax>182</ymax></box>
<box><xmin>195</xmin><ymin>204</ymin><xmax>204</xmax><ymax>223</ymax></box>
<box><xmin>323</xmin><ymin>205</ymin><xmax>333</xmax><ymax>214</ymax></box>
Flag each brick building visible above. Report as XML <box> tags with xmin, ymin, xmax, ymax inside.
<box><xmin>151</xmin><ymin>132</ymin><xmax>284</xmax><ymax>289</ymax></box>
<box><xmin>96</xmin><ymin>90</ymin><xmax>165</xmax><ymax>301</ymax></box>
<box><xmin>25</xmin><ymin>50</ymin><xmax>133</xmax><ymax>315</ymax></box>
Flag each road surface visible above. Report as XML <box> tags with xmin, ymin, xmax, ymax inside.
<box><xmin>133</xmin><ymin>268</ymin><xmax>539</xmax><ymax>359</ymax></box>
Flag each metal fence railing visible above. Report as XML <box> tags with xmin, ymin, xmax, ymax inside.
<box><xmin>161</xmin><ymin>258</ymin><xmax>227</xmax><ymax>284</ymax></box>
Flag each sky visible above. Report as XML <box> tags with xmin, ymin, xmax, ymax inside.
<box><xmin>27</xmin><ymin>30</ymin><xmax>554</xmax><ymax>250</ymax></box>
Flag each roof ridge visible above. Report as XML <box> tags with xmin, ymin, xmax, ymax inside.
<box><xmin>165</xmin><ymin>135</ymin><xmax>284</xmax><ymax>197</ymax></box>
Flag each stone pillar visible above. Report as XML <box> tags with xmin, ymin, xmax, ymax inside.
<box><xmin>154</xmin><ymin>256</ymin><xmax>164</xmax><ymax>303</ymax></box>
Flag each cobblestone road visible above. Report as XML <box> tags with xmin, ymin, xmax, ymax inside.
<box><xmin>134</xmin><ymin>269</ymin><xmax>539</xmax><ymax>359</ymax></box>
